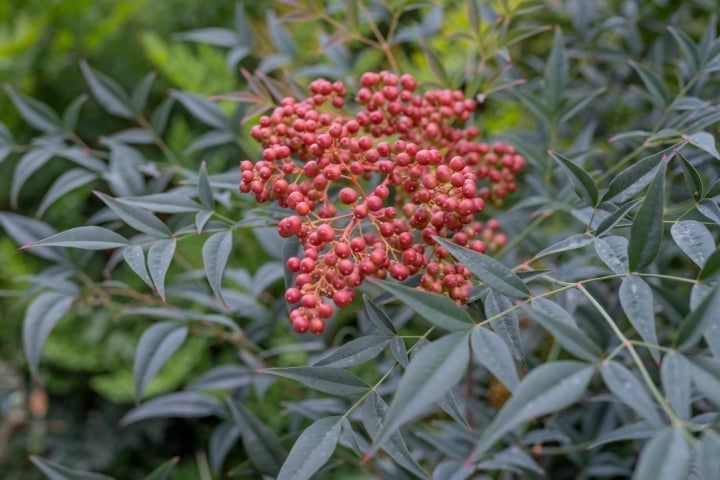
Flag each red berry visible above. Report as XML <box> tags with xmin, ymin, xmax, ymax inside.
<box><xmin>339</xmin><ymin>187</ymin><xmax>358</xmax><ymax>204</ymax></box>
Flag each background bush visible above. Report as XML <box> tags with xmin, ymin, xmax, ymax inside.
<box><xmin>1</xmin><ymin>1</ymin><xmax>720</xmax><ymax>479</ymax></box>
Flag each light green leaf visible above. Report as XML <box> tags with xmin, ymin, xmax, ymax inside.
<box><xmin>619</xmin><ymin>275</ymin><xmax>659</xmax><ymax>359</ymax></box>
<box><xmin>600</xmin><ymin>360</ymin><xmax>663</xmax><ymax>427</ymax></box>
<box><xmin>660</xmin><ymin>351</ymin><xmax>690</xmax><ymax>420</ymax></box>
<box><xmin>313</xmin><ymin>335</ymin><xmax>392</xmax><ymax>368</ymax></box>
<box><xmin>3</xmin><ymin>85</ymin><xmax>64</xmax><ymax>134</ymax></box>
<box><xmin>594</xmin><ymin>235</ymin><xmax>629</xmax><ymax>274</ymax></box>
<box><xmin>121</xmin><ymin>391</ymin><xmax>225</xmax><ymax>426</ymax></box>
<box><xmin>95</xmin><ymin>191</ymin><xmax>173</xmax><ymax>238</ymax></box>
<box><xmin>471</xmin><ymin>327</ymin><xmax>519</xmax><ymax>391</ymax></box>
<box><xmin>369</xmin><ymin>332</ymin><xmax>471</xmax><ymax>455</ymax></box>
<box><xmin>628</xmin><ymin>160</ymin><xmax>666</xmax><ymax>271</ymax></box>
<box><xmin>550</xmin><ymin>151</ymin><xmax>598</xmax><ymax>206</ymax></box>
<box><xmin>434</xmin><ymin>237</ymin><xmax>530</xmax><ymax>298</ymax></box>
<box><xmin>36</xmin><ymin>169</ymin><xmax>98</xmax><ymax>218</ymax></box>
<box><xmin>202</xmin><ymin>230</ymin><xmax>233</xmax><ymax>307</ymax></box>
<box><xmin>23</xmin><ymin>291</ymin><xmax>76</xmax><ymax>378</ymax></box>
<box><xmin>485</xmin><ymin>291</ymin><xmax>525</xmax><ymax>364</ymax></box>
<box><xmin>11</xmin><ymin>147</ymin><xmax>55</xmax><ymax>207</ymax></box>
<box><xmin>633</xmin><ymin>427</ymin><xmax>690</xmax><ymax>480</ymax></box>
<box><xmin>686</xmin><ymin>131</ymin><xmax>720</xmax><ymax>160</ymax></box>
<box><xmin>148</xmin><ymin>239</ymin><xmax>176</xmax><ymax>301</ymax></box>
<box><xmin>30</xmin><ymin>456</ymin><xmax>115</xmax><ymax>480</ymax></box>
<box><xmin>595</xmin><ymin>198</ymin><xmax>642</xmax><ymax>236</ymax></box>
<box><xmin>260</xmin><ymin>366</ymin><xmax>369</xmax><ymax>397</ymax></box>
<box><xmin>123</xmin><ymin>245</ymin><xmax>153</xmax><ymax>288</ymax></box>
<box><xmin>80</xmin><ymin>60</ymin><xmax>135</xmax><ymax>118</ymax></box>
<box><xmin>171</xmin><ymin>90</ymin><xmax>227</xmax><ymax>129</ymax></box>
<box><xmin>133</xmin><ymin>322</ymin><xmax>188</xmax><ymax>401</ymax></box>
<box><xmin>529</xmin><ymin>298</ymin><xmax>603</xmax><ymax>362</ymax></box>
<box><xmin>533</xmin><ymin>233</ymin><xmax>594</xmax><ymax>259</ymax></box>
<box><xmin>22</xmin><ymin>226</ymin><xmax>130</xmax><ymax>250</ymax></box>
<box><xmin>671</xmin><ymin>220</ymin><xmax>715</xmax><ymax>267</ymax></box>
<box><xmin>675</xmin><ymin>281</ymin><xmax>720</xmax><ymax>351</ymax></box>
<box><xmin>468</xmin><ymin>361</ymin><xmax>595</xmax><ymax>461</ymax></box>
<box><xmin>373</xmin><ymin>280</ymin><xmax>474</xmax><ymax>331</ymax></box>
<box><xmin>277</xmin><ymin>416</ymin><xmax>342</xmax><ymax>480</ymax></box>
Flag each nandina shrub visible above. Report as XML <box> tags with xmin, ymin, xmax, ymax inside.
<box><xmin>2</xmin><ymin>2</ymin><xmax>720</xmax><ymax>480</ymax></box>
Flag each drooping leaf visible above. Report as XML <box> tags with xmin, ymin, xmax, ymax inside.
<box><xmin>528</xmin><ymin>298</ymin><xmax>603</xmax><ymax>362</ymax></box>
<box><xmin>120</xmin><ymin>391</ymin><xmax>225</xmax><ymax>426</ymax></box>
<box><xmin>11</xmin><ymin>147</ymin><xmax>55</xmax><ymax>207</ymax></box>
<box><xmin>373</xmin><ymin>280</ymin><xmax>474</xmax><ymax>331</ymax></box>
<box><xmin>143</xmin><ymin>457</ymin><xmax>180</xmax><ymax>480</ymax></box>
<box><xmin>368</xmin><ymin>332</ymin><xmax>470</xmax><ymax>456</ymax></box>
<box><xmin>121</xmin><ymin>193</ymin><xmax>203</xmax><ymax>213</ymax></box>
<box><xmin>633</xmin><ymin>427</ymin><xmax>690</xmax><ymax>480</ymax></box>
<box><xmin>202</xmin><ymin>230</ymin><xmax>233</xmax><ymax>306</ymax></box>
<box><xmin>627</xmin><ymin>160</ymin><xmax>666</xmax><ymax>271</ymax></box>
<box><xmin>468</xmin><ymin>361</ymin><xmax>595</xmax><ymax>461</ymax></box>
<box><xmin>485</xmin><ymin>291</ymin><xmax>525</xmax><ymax>364</ymax></box>
<box><xmin>600</xmin><ymin>360</ymin><xmax>663</xmax><ymax>427</ymax></box>
<box><xmin>470</xmin><ymin>327</ymin><xmax>519</xmax><ymax>391</ymax></box>
<box><xmin>148</xmin><ymin>239</ymin><xmax>176</xmax><ymax>301</ymax></box>
<box><xmin>0</xmin><ymin>212</ymin><xmax>67</xmax><ymax>262</ymax></box>
<box><xmin>594</xmin><ymin>235</ymin><xmax>629</xmax><ymax>274</ymax></box>
<box><xmin>660</xmin><ymin>351</ymin><xmax>690</xmax><ymax>420</ymax></box>
<box><xmin>29</xmin><ymin>456</ymin><xmax>115</xmax><ymax>480</ymax></box>
<box><xmin>171</xmin><ymin>90</ymin><xmax>227</xmax><ymax>129</ymax></box>
<box><xmin>22</xmin><ymin>226</ymin><xmax>130</xmax><ymax>251</ymax></box>
<box><xmin>80</xmin><ymin>60</ymin><xmax>135</xmax><ymax>119</ymax></box>
<box><xmin>363</xmin><ymin>294</ymin><xmax>397</xmax><ymax>335</ymax></box>
<box><xmin>686</xmin><ymin>131</ymin><xmax>720</xmax><ymax>160</ymax></box>
<box><xmin>550</xmin><ymin>151</ymin><xmax>598</xmax><ymax>206</ymax></box>
<box><xmin>208</xmin><ymin>422</ymin><xmax>241</xmax><ymax>475</ymax></box>
<box><xmin>260</xmin><ymin>366</ymin><xmax>369</xmax><ymax>397</ymax></box>
<box><xmin>36</xmin><ymin>169</ymin><xmax>98</xmax><ymax>217</ymax></box>
<box><xmin>313</xmin><ymin>335</ymin><xmax>392</xmax><ymax>368</ymax></box>
<box><xmin>619</xmin><ymin>275</ymin><xmax>659</xmax><ymax>359</ymax></box>
<box><xmin>603</xmin><ymin>153</ymin><xmax>661</xmax><ymax>203</ymax></box>
<box><xmin>23</xmin><ymin>291</ymin><xmax>76</xmax><ymax>378</ymax></box>
<box><xmin>675</xmin><ymin>281</ymin><xmax>720</xmax><ymax>350</ymax></box>
<box><xmin>198</xmin><ymin>161</ymin><xmax>216</xmax><ymax>209</ymax></box>
<box><xmin>595</xmin><ymin>198</ymin><xmax>643</xmax><ymax>236</ymax></box>
<box><xmin>434</xmin><ymin>237</ymin><xmax>530</xmax><ymax>298</ymax></box>
<box><xmin>133</xmin><ymin>322</ymin><xmax>188</xmax><ymax>401</ymax></box>
<box><xmin>533</xmin><ymin>233</ymin><xmax>594</xmax><ymax>259</ymax></box>
<box><xmin>227</xmin><ymin>397</ymin><xmax>286</xmax><ymax>475</ymax></box>
<box><xmin>544</xmin><ymin>27</ymin><xmax>568</xmax><ymax>116</ymax></box>
<box><xmin>671</xmin><ymin>220</ymin><xmax>715</xmax><ymax>267</ymax></box>
<box><xmin>95</xmin><ymin>191</ymin><xmax>172</xmax><ymax>238</ymax></box>
<box><xmin>3</xmin><ymin>85</ymin><xmax>64</xmax><ymax>134</ymax></box>
<box><xmin>277</xmin><ymin>416</ymin><xmax>342</xmax><ymax>480</ymax></box>
<box><xmin>628</xmin><ymin>60</ymin><xmax>671</xmax><ymax>106</ymax></box>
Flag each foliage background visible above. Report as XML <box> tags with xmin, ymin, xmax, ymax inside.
<box><xmin>1</xmin><ymin>0</ymin><xmax>720</xmax><ymax>479</ymax></box>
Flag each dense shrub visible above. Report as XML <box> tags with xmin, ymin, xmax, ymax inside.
<box><xmin>2</xmin><ymin>1</ymin><xmax>720</xmax><ymax>479</ymax></box>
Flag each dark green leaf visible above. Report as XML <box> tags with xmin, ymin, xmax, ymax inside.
<box><xmin>550</xmin><ymin>151</ymin><xmax>598</xmax><ymax>206</ymax></box>
<box><xmin>261</xmin><ymin>366</ymin><xmax>369</xmax><ymax>396</ymax></box>
<box><xmin>208</xmin><ymin>423</ymin><xmax>241</xmax><ymax>475</ymax></box>
<box><xmin>202</xmin><ymin>230</ymin><xmax>233</xmax><ymax>307</ymax></box>
<box><xmin>143</xmin><ymin>457</ymin><xmax>180</xmax><ymax>480</ymax></box>
<box><xmin>0</xmin><ymin>212</ymin><xmax>67</xmax><ymax>262</ymax></box>
<box><xmin>485</xmin><ymin>291</ymin><xmax>525</xmax><ymax>363</ymax></box>
<box><xmin>660</xmin><ymin>351</ymin><xmax>690</xmax><ymax>420</ymax></box>
<box><xmin>590</xmin><ymin>421</ymin><xmax>656</xmax><ymax>448</ymax></box>
<box><xmin>313</xmin><ymin>335</ymin><xmax>392</xmax><ymax>368</ymax></box>
<box><xmin>675</xmin><ymin>281</ymin><xmax>720</xmax><ymax>350</ymax></box>
<box><xmin>151</xmin><ymin>97</ymin><xmax>175</xmax><ymax>135</ymax></box>
<box><xmin>373</xmin><ymin>280</ymin><xmax>474</xmax><ymax>331</ymax></box>
<box><xmin>121</xmin><ymin>391</ymin><xmax>225</xmax><ymax>426</ymax></box>
<box><xmin>529</xmin><ymin>298</ymin><xmax>603</xmax><ymax>362</ymax></box>
<box><xmin>594</xmin><ymin>235</ymin><xmax>629</xmax><ymax>274</ymax></box>
<box><xmin>470</xmin><ymin>327</ymin><xmax>519</xmax><ymax>391</ymax></box>
<box><xmin>171</xmin><ymin>90</ymin><xmax>227</xmax><ymax>129</ymax></box>
<box><xmin>544</xmin><ymin>27</ymin><xmax>568</xmax><ymax>115</ymax></box>
<box><xmin>187</xmin><ymin>364</ymin><xmax>251</xmax><ymax>391</ymax></box>
<box><xmin>11</xmin><ymin>147</ymin><xmax>55</xmax><ymax>207</ymax></box>
<box><xmin>363</xmin><ymin>294</ymin><xmax>396</xmax><ymax>335</ymax></box>
<box><xmin>560</xmin><ymin>87</ymin><xmax>606</xmax><ymax>124</ymax></box>
<box><xmin>476</xmin><ymin>445</ymin><xmax>544</xmax><ymax>474</ymax></box>
<box><xmin>686</xmin><ymin>131</ymin><xmax>720</xmax><ymax>160</ymax></box>
<box><xmin>510</xmin><ymin>88</ymin><xmax>550</xmax><ymax>124</ymax></box>
<box><xmin>600</xmin><ymin>360</ymin><xmax>663</xmax><ymax>426</ymax></box>
<box><xmin>22</xmin><ymin>226</ymin><xmax>130</xmax><ymax>250</ymax></box>
<box><xmin>148</xmin><ymin>239</ymin><xmax>176</xmax><ymax>301</ymax></box>
<box><xmin>23</xmin><ymin>291</ymin><xmax>76</xmax><ymax>378</ymax></box>
<box><xmin>30</xmin><ymin>456</ymin><xmax>115</xmax><ymax>480</ymax></box>
<box><xmin>277</xmin><ymin>416</ymin><xmax>342</xmax><ymax>480</ymax></box>
<box><xmin>95</xmin><ymin>191</ymin><xmax>172</xmax><ymax>238</ymax></box>
<box><xmin>697</xmin><ymin>198</ymin><xmax>720</xmax><ymax>225</ymax></box>
<box><xmin>676</xmin><ymin>150</ymin><xmax>704</xmax><ymax>200</ymax></box>
<box><xmin>699</xmin><ymin>430</ymin><xmax>720</xmax><ymax>480</ymax></box>
<box><xmin>133</xmin><ymin>322</ymin><xmax>188</xmax><ymax>401</ymax></box>
<box><xmin>186</xmin><ymin>129</ymin><xmax>236</xmax><ymax>154</ymax></box>
<box><xmin>667</xmin><ymin>26</ymin><xmax>700</xmax><ymax>73</ymax></box>
<box><xmin>628</xmin><ymin>60</ymin><xmax>671</xmax><ymax>106</ymax></box>
<box><xmin>36</xmin><ymin>169</ymin><xmax>98</xmax><ymax>217</ymax></box>
<box><xmin>123</xmin><ymin>245</ymin><xmax>153</xmax><ymax>288</ymax></box>
<box><xmin>634</xmin><ymin>427</ymin><xmax>690</xmax><ymax>480</ymax></box>
<box><xmin>227</xmin><ymin>397</ymin><xmax>286</xmax><ymax>475</ymax></box>
<box><xmin>603</xmin><ymin>153</ymin><xmax>661</xmax><ymax>203</ymax></box>
<box><xmin>699</xmin><ymin>245</ymin><xmax>720</xmax><ymax>280</ymax></box>
<box><xmin>434</xmin><ymin>237</ymin><xmax>530</xmax><ymax>298</ymax></box>
<box><xmin>533</xmin><ymin>233</ymin><xmax>594</xmax><ymax>259</ymax></box>
<box><xmin>391</xmin><ymin>337</ymin><xmax>409</xmax><ymax>368</ymax></box>
<box><xmin>80</xmin><ymin>60</ymin><xmax>135</xmax><ymax>119</ymax></box>
<box><xmin>198</xmin><ymin>161</ymin><xmax>215</xmax><ymax>209</ymax></box>
<box><xmin>468</xmin><ymin>361</ymin><xmax>595</xmax><ymax>461</ymax></box>
<box><xmin>671</xmin><ymin>220</ymin><xmax>715</xmax><ymax>267</ymax></box>
<box><xmin>619</xmin><ymin>275</ymin><xmax>659</xmax><ymax>358</ymax></box>
<box><xmin>595</xmin><ymin>198</ymin><xmax>642</xmax><ymax>236</ymax></box>
<box><xmin>4</xmin><ymin>85</ymin><xmax>64</xmax><ymax>134</ymax></box>
<box><xmin>627</xmin><ymin>160</ymin><xmax>666</xmax><ymax>271</ymax></box>
<box><xmin>369</xmin><ymin>332</ymin><xmax>471</xmax><ymax>454</ymax></box>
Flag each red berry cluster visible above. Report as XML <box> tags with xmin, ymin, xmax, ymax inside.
<box><xmin>239</xmin><ymin>72</ymin><xmax>524</xmax><ymax>334</ymax></box>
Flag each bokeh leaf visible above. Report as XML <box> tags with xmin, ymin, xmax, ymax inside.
<box><xmin>121</xmin><ymin>391</ymin><xmax>225</xmax><ymax>426</ymax></box>
<box><xmin>133</xmin><ymin>321</ymin><xmax>188</xmax><ymax>401</ymax></box>
<box><xmin>529</xmin><ymin>298</ymin><xmax>603</xmax><ymax>362</ymax></box>
<box><xmin>80</xmin><ymin>60</ymin><xmax>135</xmax><ymax>119</ymax></box>
<box><xmin>23</xmin><ymin>291</ymin><xmax>76</xmax><ymax>378</ymax></box>
<box><xmin>30</xmin><ymin>456</ymin><xmax>115</xmax><ymax>480</ymax></box>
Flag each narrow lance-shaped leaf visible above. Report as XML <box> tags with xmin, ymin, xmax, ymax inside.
<box><xmin>675</xmin><ymin>281</ymin><xmax>720</xmax><ymax>350</ymax></box>
<box><xmin>227</xmin><ymin>397</ymin><xmax>286</xmax><ymax>475</ymax></box>
<box><xmin>434</xmin><ymin>237</ymin><xmax>530</xmax><ymax>298</ymax></box>
<box><xmin>143</xmin><ymin>457</ymin><xmax>180</xmax><ymax>480</ymax></box>
<box><xmin>36</xmin><ymin>169</ymin><xmax>98</xmax><ymax>218</ymax></box>
<box><xmin>676</xmin><ymin>150</ymin><xmax>703</xmax><ymax>200</ymax></box>
<box><xmin>123</xmin><ymin>245</ymin><xmax>153</xmax><ymax>288</ymax></box>
<box><xmin>628</xmin><ymin>159</ymin><xmax>666</xmax><ymax>271</ymax></box>
<box><xmin>660</xmin><ymin>352</ymin><xmax>690</xmax><ymax>420</ymax></box>
<box><xmin>133</xmin><ymin>322</ymin><xmax>188</xmax><ymax>401</ymax></box>
<box><xmin>95</xmin><ymin>191</ymin><xmax>172</xmax><ymax>238</ymax></box>
<box><xmin>62</xmin><ymin>94</ymin><xmax>89</xmax><ymax>131</ymax></box>
<box><xmin>600</xmin><ymin>360</ymin><xmax>663</xmax><ymax>427</ymax></box>
<box><xmin>550</xmin><ymin>151</ymin><xmax>598</xmax><ymax>207</ymax></box>
<box><xmin>689</xmin><ymin>356</ymin><xmax>720</xmax><ymax>407</ymax></box>
<box><xmin>130</xmin><ymin>71</ymin><xmax>157</xmax><ymax>113</ymax></box>
<box><xmin>686</xmin><ymin>131</ymin><xmax>720</xmax><ymax>160</ymax></box>
<box><xmin>208</xmin><ymin>423</ymin><xmax>241</xmax><ymax>475</ymax></box>
<box><xmin>366</xmin><ymin>332</ymin><xmax>470</xmax><ymax>458</ymax></box>
<box><xmin>170</xmin><ymin>90</ymin><xmax>227</xmax><ymax>129</ymax></box>
<box><xmin>467</xmin><ymin>361</ymin><xmax>595</xmax><ymax>462</ymax></box>
<box><xmin>260</xmin><ymin>366</ymin><xmax>369</xmax><ymax>397</ymax></box>
<box><xmin>22</xmin><ymin>226</ymin><xmax>131</xmax><ymax>250</ymax></box>
<box><xmin>544</xmin><ymin>27</ymin><xmax>568</xmax><ymax>116</ymax></box>
<box><xmin>80</xmin><ymin>60</ymin><xmax>135</xmax><ymax>119</ymax></box>
<box><xmin>202</xmin><ymin>230</ymin><xmax>233</xmax><ymax>307</ymax></box>
<box><xmin>29</xmin><ymin>456</ymin><xmax>116</xmax><ymax>480</ymax></box>
<box><xmin>23</xmin><ymin>292</ymin><xmax>76</xmax><ymax>378</ymax></box>
<box><xmin>699</xmin><ymin>430</ymin><xmax>720</xmax><ymax>480</ymax></box>
<box><xmin>198</xmin><ymin>161</ymin><xmax>215</xmax><ymax>209</ymax></box>
<box><xmin>594</xmin><ymin>235</ymin><xmax>629</xmax><ymax>274</ymax></box>
<box><xmin>628</xmin><ymin>60</ymin><xmax>671</xmax><ymax>106</ymax></box>
<box><xmin>120</xmin><ymin>391</ymin><xmax>225</xmax><ymax>426</ymax></box>
<box><xmin>313</xmin><ymin>335</ymin><xmax>393</xmax><ymax>368</ymax></box>
<box><xmin>595</xmin><ymin>198</ymin><xmax>642</xmax><ymax>236</ymax></box>
<box><xmin>277</xmin><ymin>416</ymin><xmax>343</xmax><ymax>480</ymax></box>
<box><xmin>11</xmin><ymin>147</ymin><xmax>55</xmax><ymax>207</ymax></box>
<box><xmin>619</xmin><ymin>275</ymin><xmax>659</xmax><ymax>360</ymax></box>
<box><xmin>634</xmin><ymin>427</ymin><xmax>690</xmax><ymax>480</ymax></box>
<box><xmin>485</xmin><ymin>291</ymin><xmax>525</xmax><ymax>364</ymax></box>
<box><xmin>363</xmin><ymin>294</ymin><xmax>396</xmax><ymax>335</ymax></box>
<box><xmin>603</xmin><ymin>153</ymin><xmax>661</xmax><ymax>203</ymax></box>
<box><xmin>148</xmin><ymin>239</ymin><xmax>176</xmax><ymax>301</ymax></box>
<box><xmin>671</xmin><ymin>220</ymin><xmax>715</xmax><ymax>267</ymax></box>
<box><xmin>533</xmin><ymin>233</ymin><xmax>594</xmax><ymax>259</ymax></box>
<box><xmin>471</xmin><ymin>327</ymin><xmax>519</xmax><ymax>391</ymax></box>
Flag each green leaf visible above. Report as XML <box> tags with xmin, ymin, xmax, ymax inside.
<box><xmin>628</xmin><ymin>60</ymin><xmax>671</xmax><ymax>106</ymax></box>
<box><xmin>560</xmin><ymin>87</ymin><xmax>606</xmax><ymax>124</ymax></box>
<box><xmin>62</xmin><ymin>94</ymin><xmax>89</xmax><ymax>131</ymax></box>
<box><xmin>603</xmin><ymin>153</ymin><xmax>661</xmax><ymax>203</ymax></box>
<box><xmin>550</xmin><ymin>151</ymin><xmax>598</xmax><ymax>206</ymax></box>
<box><xmin>123</xmin><ymin>245</ymin><xmax>153</xmax><ymax>288</ymax></box>
<box><xmin>619</xmin><ymin>275</ymin><xmax>659</xmax><ymax>359</ymax></box>
<box><xmin>36</xmin><ymin>169</ymin><xmax>98</xmax><ymax>218</ymax></box>
<box><xmin>3</xmin><ymin>85</ymin><xmax>64</xmax><ymax>134</ymax></box>
<box><xmin>11</xmin><ymin>147</ymin><xmax>55</xmax><ymax>207</ymax></box>
<box><xmin>227</xmin><ymin>397</ymin><xmax>286</xmax><ymax>475</ymax></box>
<box><xmin>660</xmin><ymin>351</ymin><xmax>690</xmax><ymax>420</ymax></box>
<box><xmin>434</xmin><ymin>237</ymin><xmax>530</xmax><ymax>298</ymax></box>
<box><xmin>0</xmin><ymin>212</ymin><xmax>67</xmax><ymax>262</ymax></box>
<box><xmin>208</xmin><ymin>423</ymin><xmax>241</xmax><ymax>474</ymax></box>
<box><xmin>671</xmin><ymin>220</ymin><xmax>715</xmax><ymax>268</ymax></box>
<box><xmin>277</xmin><ymin>416</ymin><xmax>342</xmax><ymax>480</ymax></box>
<box><xmin>133</xmin><ymin>322</ymin><xmax>188</xmax><ymax>401</ymax></box>
<box><xmin>667</xmin><ymin>26</ymin><xmax>700</xmax><ymax>73</ymax></box>
<box><xmin>676</xmin><ymin>150</ymin><xmax>704</xmax><ymax>200</ymax></box>
<box><xmin>261</xmin><ymin>366</ymin><xmax>369</xmax><ymax>396</ymax></box>
<box><xmin>689</xmin><ymin>357</ymin><xmax>720</xmax><ymax>407</ymax></box>
<box><xmin>202</xmin><ymin>230</ymin><xmax>233</xmax><ymax>307</ymax></box>
<box><xmin>121</xmin><ymin>193</ymin><xmax>203</xmax><ymax>213</ymax></box>
<box><xmin>470</xmin><ymin>327</ymin><xmax>519</xmax><ymax>391</ymax></box>
<box><xmin>699</xmin><ymin>245</ymin><xmax>720</xmax><ymax>280</ymax></box>
<box><xmin>468</xmin><ymin>361</ymin><xmax>595</xmax><ymax>461</ymax></box>
<box><xmin>633</xmin><ymin>427</ymin><xmax>690</xmax><ymax>480</ymax></box>
<box><xmin>675</xmin><ymin>281</ymin><xmax>720</xmax><ymax>350</ymax></box>
<box><xmin>627</xmin><ymin>160</ymin><xmax>666</xmax><ymax>271</ymax></box>
<box><xmin>685</xmin><ymin>131</ymin><xmax>720</xmax><ymax>160</ymax></box>
<box><xmin>544</xmin><ymin>27</ymin><xmax>568</xmax><ymax>116</ymax></box>
<box><xmin>600</xmin><ymin>360</ymin><xmax>663</xmax><ymax>427</ymax></box>
<box><xmin>510</xmin><ymin>88</ymin><xmax>550</xmax><ymax>124</ymax></box>
<box><xmin>30</xmin><ymin>456</ymin><xmax>116</xmax><ymax>480</ymax></box>
<box><xmin>171</xmin><ymin>90</ymin><xmax>227</xmax><ymax>129</ymax></box>
<box><xmin>595</xmin><ymin>198</ymin><xmax>643</xmax><ymax>236</ymax></box>
<box><xmin>529</xmin><ymin>298</ymin><xmax>603</xmax><ymax>362</ymax></box>
<box><xmin>0</xmin><ymin>122</ymin><xmax>14</xmax><ymax>165</ymax></box>
<box><xmin>198</xmin><ymin>161</ymin><xmax>215</xmax><ymax>209</ymax></box>
<box><xmin>373</xmin><ymin>280</ymin><xmax>474</xmax><ymax>331</ymax></box>
<box><xmin>148</xmin><ymin>239</ymin><xmax>176</xmax><ymax>301</ymax></box>
<box><xmin>533</xmin><ymin>233</ymin><xmax>594</xmax><ymax>259</ymax></box>
<box><xmin>697</xmin><ymin>198</ymin><xmax>720</xmax><ymax>225</ymax></box>
<box><xmin>363</xmin><ymin>294</ymin><xmax>397</xmax><ymax>335</ymax></box>
<box><xmin>594</xmin><ymin>235</ymin><xmax>629</xmax><ymax>274</ymax></box>
<box><xmin>80</xmin><ymin>60</ymin><xmax>135</xmax><ymax>119</ymax></box>
<box><xmin>391</xmin><ymin>337</ymin><xmax>409</xmax><ymax>368</ymax></box>
<box><xmin>485</xmin><ymin>291</ymin><xmax>525</xmax><ymax>364</ymax></box>
<box><xmin>314</xmin><ymin>335</ymin><xmax>392</xmax><ymax>368</ymax></box>
<box><xmin>95</xmin><ymin>191</ymin><xmax>172</xmax><ymax>238</ymax></box>
<box><xmin>151</xmin><ymin>96</ymin><xmax>175</xmax><ymax>135</ymax></box>
<box><xmin>22</xmin><ymin>226</ymin><xmax>131</xmax><ymax>250</ymax></box>
<box><xmin>699</xmin><ymin>430</ymin><xmax>720</xmax><ymax>480</ymax></box>
<box><xmin>143</xmin><ymin>457</ymin><xmax>180</xmax><ymax>480</ymax></box>
<box><xmin>476</xmin><ymin>445</ymin><xmax>544</xmax><ymax>474</ymax></box>
<box><xmin>369</xmin><ymin>332</ymin><xmax>471</xmax><ymax>455</ymax></box>
<box><xmin>23</xmin><ymin>291</ymin><xmax>76</xmax><ymax>378</ymax></box>
<box><xmin>131</xmin><ymin>71</ymin><xmax>157</xmax><ymax>113</ymax></box>
<box><xmin>120</xmin><ymin>391</ymin><xmax>225</xmax><ymax>426</ymax></box>
<box><xmin>195</xmin><ymin>210</ymin><xmax>213</xmax><ymax>234</ymax></box>
<box><xmin>186</xmin><ymin>130</ymin><xmax>236</xmax><ymax>154</ymax></box>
